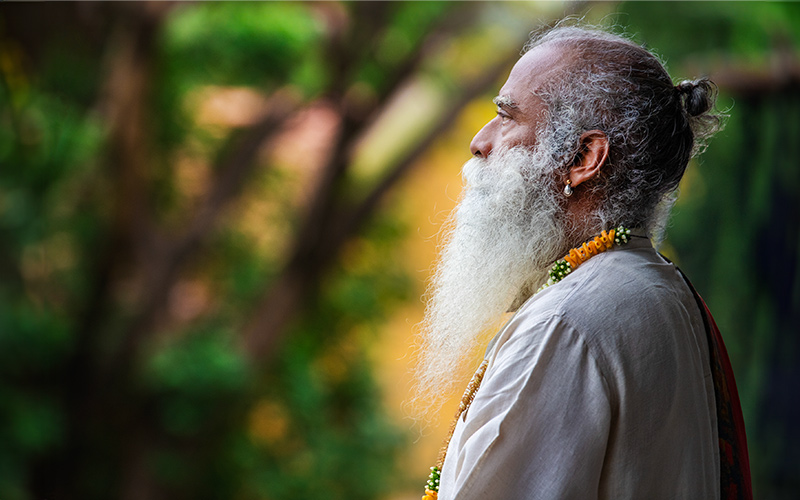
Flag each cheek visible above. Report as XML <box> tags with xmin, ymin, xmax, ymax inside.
<box><xmin>505</xmin><ymin>124</ymin><xmax>539</xmax><ymax>149</ymax></box>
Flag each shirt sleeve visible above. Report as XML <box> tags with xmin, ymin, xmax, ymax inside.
<box><xmin>438</xmin><ymin>314</ymin><xmax>612</xmax><ymax>500</ymax></box>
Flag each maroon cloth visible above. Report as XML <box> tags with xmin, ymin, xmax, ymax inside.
<box><xmin>679</xmin><ymin>270</ymin><xmax>753</xmax><ymax>499</ymax></box>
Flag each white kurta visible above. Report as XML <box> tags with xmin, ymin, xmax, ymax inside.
<box><xmin>438</xmin><ymin>237</ymin><xmax>720</xmax><ymax>499</ymax></box>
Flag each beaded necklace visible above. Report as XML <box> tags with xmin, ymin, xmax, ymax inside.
<box><xmin>421</xmin><ymin>226</ymin><xmax>632</xmax><ymax>499</ymax></box>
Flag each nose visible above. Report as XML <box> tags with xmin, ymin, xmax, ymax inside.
<box><xmin>469</xmin><ymin>120</ymin><xmax>495</xmax><ymax>158</ymax></box>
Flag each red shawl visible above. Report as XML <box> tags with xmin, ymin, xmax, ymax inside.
<box><xmin>680</xmin><ymin>270</ymin><xmax>753</xmax><ymax>499</ymax></box>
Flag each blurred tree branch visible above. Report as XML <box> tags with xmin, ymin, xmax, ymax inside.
<box><xmin>111</xmin><ymin>97</ymin><xmax>297</xmax><ymax>376</ymax></box>
<box><xmin>53</xmin><ymin>4</ymin><xmax>172</xmax><ymax>499</ymax></box>
<box><xmin>107</xmin><ymin>2</ymin><xmax>487</xmax><ymax>371</ymax></box>
<box><xmin>241</xmin><ymin>6</ymin><xmax>520</xmax><ymax>362</ymax></box>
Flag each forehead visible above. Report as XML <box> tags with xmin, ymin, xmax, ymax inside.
<box><xmin>498</xmin><ymin>42</ymin><xmax>574</xmax><ymax>112</ymax></box>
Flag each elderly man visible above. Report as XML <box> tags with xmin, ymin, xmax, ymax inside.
<box><xmin>416</xmin><ymin>26</ymin><xmax>751</xmax><ymax>499</ymax></box>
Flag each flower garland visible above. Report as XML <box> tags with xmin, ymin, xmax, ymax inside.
<box><xmin>537</xmin><ymin>226</ymin><xmax>631</xmax><ymax>293</ymax></box>
<box><xmin>422</xmin><ymin>226</ymin><xmax>631</xmax><ymax>499</ymax></box>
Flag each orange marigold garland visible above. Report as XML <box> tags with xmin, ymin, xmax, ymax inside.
<box><xmin>538</xmin><ymin>226</ymin><xmax>631</xmax><ymax>293</ymax></box>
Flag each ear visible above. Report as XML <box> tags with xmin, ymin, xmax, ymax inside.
<box><xmin>568</xmin><ymin>130</ymin><xmax>609</xmax><ymax>187</ymax></box>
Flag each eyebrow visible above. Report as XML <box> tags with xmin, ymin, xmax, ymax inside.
<box><xmin>493</xmin><ymin>95</ymin><xmax>518</xmax><ymax>109</ymax></box>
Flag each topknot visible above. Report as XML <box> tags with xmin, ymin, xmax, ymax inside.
<box><xmin>676</xmin><ymin>79</ymin><xmax>717</xmax><ymax>117</ymax></box>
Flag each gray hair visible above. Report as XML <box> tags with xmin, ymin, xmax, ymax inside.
<box><xmin>524</xmin><ymin>26</ymin><xmax>724</xmax><ymax>239</ymax></box>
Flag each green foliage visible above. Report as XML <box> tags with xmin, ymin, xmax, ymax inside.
<box><xmin>164</xmin><ymin>2</ymin><xmax>324</xmax><ymax>90</ymax></box>
<box><xmin>1</xmin><ymin>2</ymin><xmax>422</xmax><ymax>498</ymax></box>
<box><xmin>223</xmin><ymin>217</ymin><xmax>412</xmax><ymax>499</ymax></box>
<box><xmin>144</xmin><ymin>327</ymin><xmax>250</xmax><ymax>435</ymax></box>
<box><xmin>238</xmin><ymin>353</ymin><xmax>406</xmax><ymax>500</ymax></box>
<box><xmin>0</xmin><ymin>48</ymin><xmax>104</xmax><ymax>500</ymax></box>
<box><xmin>130</xmin><ymin>212</ymin><xmax>412</xmax><ymax>499</ymax></box>
<box><xmin>623</xmin><ymin>1</ymin><xmax>800</xmax><ymax>66</ymax></box>
<box><xmin>0</xmin><ymin>302</ymin><xmax>72</xmax><ymax>376</ymax></box>
<box><xmin>354</xmin><ymin>1</ymin><xmax>452</xmax><ymax>93</ymax></box>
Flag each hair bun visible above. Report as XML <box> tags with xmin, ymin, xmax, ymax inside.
<box><xmin>676</xmin><ymin>78</ymin><xmax>717</xmax><ymax>117</ymax></box>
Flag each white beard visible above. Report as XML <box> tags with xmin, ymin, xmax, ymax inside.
<box><xmin>413</xmin><ymin>146</ymin><xmax>570</xmax><ymax>416</ymax></box>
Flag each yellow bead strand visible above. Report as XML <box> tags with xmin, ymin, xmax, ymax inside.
<box><xmin>436</xmin><ymin>359</ymin><xmax>489</xmax><ymax>469</ymax></box>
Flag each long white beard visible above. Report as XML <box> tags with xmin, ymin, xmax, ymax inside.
<box><xmin>414</xmin><ymin>146</ymin><xmax>569</xmax><ymax>415</ymax></box>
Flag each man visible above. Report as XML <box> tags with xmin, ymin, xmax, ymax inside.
<box><xmin>416</xmin><ymin>26</ymin><xmax>751</xmax><ymax>499</ymax></box>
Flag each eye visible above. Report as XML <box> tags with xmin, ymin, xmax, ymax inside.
<box><xmin>497</xmin><ymin>109</ymin><xmax>511</xmax><ymax>124</ymax></box>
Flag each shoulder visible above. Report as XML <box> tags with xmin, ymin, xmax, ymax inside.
<box><xmin>489</xmin><ymin>238</ymin><xmax>702</xmax><ymax>389</ymax></box>
<box><xmin>529</xmin><ymin>238</ymin><xmax>695</xmax><ymax>336</ymax></box>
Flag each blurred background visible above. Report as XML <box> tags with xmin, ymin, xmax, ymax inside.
<box><xmin>0</xmin><ymin>1</ymin><xmax>798</xmax><ymax>499</ymax></box>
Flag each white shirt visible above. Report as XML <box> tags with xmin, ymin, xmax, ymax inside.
<box><xmin>438</xmin><ymin>237</ymin><xmax>720</xmax><ymax>499</ymax></box>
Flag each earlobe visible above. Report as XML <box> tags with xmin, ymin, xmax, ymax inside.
<box><xmin>568</xmin><ymin>130</ymin><xmax>609</xmax><ymax>188</ymax></box>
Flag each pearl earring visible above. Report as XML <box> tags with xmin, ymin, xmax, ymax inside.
<box><xmin>563</xmin><ymin>179</ymin><xmax>573</xmax><ymax>197</ymax></box>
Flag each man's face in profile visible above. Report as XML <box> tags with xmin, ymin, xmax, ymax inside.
<box><xmin>469</xmin><ymin>42</ymin><xmax>568</xmax><ymax>159</ymax></box>
<box><xmin>414</xmin><ymin>45</ymin><xmax>579</xmax><ymax>410</ymax></box>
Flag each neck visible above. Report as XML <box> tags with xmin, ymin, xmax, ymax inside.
<box><xmin>562</xmin><ymin>191</ymin><xmax>603</xmax><ymax>242</ymax></box>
